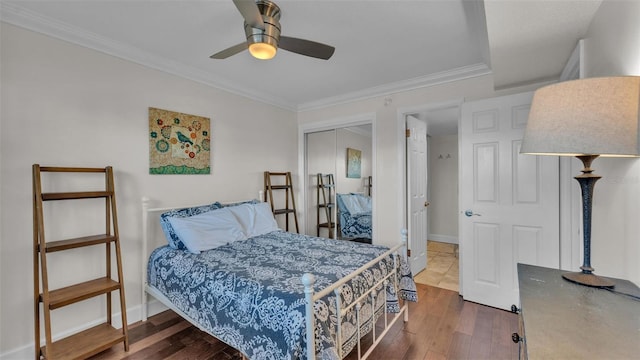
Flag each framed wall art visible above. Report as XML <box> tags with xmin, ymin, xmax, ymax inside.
<box><xmin>149</xmin><ymin>107</ymin><xmax>211</xmax><ymax>174</ymax></box>
<box><xmin>346</xmin><ymin>147</ymin><xmax>362</xmax><ymax>178</ymax></box>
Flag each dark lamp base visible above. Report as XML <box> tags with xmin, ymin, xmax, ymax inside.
<box><xmin>562</xmin><ymin>272</ymin><xmax>615</xmax><ymax>288</ymax></box>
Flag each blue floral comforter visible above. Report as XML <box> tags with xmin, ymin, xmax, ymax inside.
<box><xmin>148</xmin><ymin>230</ymin><xmax>417</xmax><ymax>359</ymax></box>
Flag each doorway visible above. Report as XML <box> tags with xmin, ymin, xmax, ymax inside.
<box><xmin>402</xmin><ymin>93</ymin><xmax>561</xmax><ymax>309</ymax></box>
<box><xmin>401</xmin><ymin>101</ymin><xmax>461</xmax><ymax>292</ymax></box>
<box><xmin>300</xmin><ymin>115</ymin><xmax>375</xmax><ymax>241</ymax></box>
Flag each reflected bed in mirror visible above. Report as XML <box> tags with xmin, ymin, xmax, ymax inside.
<box><xmin>336</xmin><ymin>192</ymin><xmax>372</xmax><ymax>243</ymax></box>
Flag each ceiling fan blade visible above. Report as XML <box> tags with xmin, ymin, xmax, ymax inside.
<box><xmin>232</xmin><ymin>0</ymin><xmax>265</xmax><ymax>30</ymax></box>
<box><xmin>210</xmin><ymin>42</ymin><xmax>248</xmax><ymax>59</ymax></box>
<box><xmin>279</xmin><ymin>36</ymin><xmax>335</xmax><ymax>60</ymax></box>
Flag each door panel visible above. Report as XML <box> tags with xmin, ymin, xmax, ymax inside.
<box><xmin>474</xmin><ymin>143</ymin><xmax>498</xmax><ymax>202</ymax></box>
<box><xmin>513</xmin><ymin>225</ymin><xmax>542</xmax><ymax>265</ymax></box>
<box><xmin>474</xmin><ymin>222</ymin><xmax>500</xmax><ymax>284</ymax></box>
<box><xmin>407</xmin><ymin>116</ymin><xmax>428</xmax><ymax>276</ymax></box>
<box><xmin>514</xmin><ymin>140</ymin><xmax>540</xmax><ymax>203</ymax></box>
<box><xmin>460</xmin><ymin>92</ymin><xmax>559</xmax><ymax>310</ymax></box>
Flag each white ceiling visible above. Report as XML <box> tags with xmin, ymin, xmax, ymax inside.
<box><xmin>485</xmin><ymin>0</ymin><xmax>602</xmax><ymax>89</ymax></box>
<box><xmin>1</xmin><ymin>0</ymin><xmax>601</xmax><ymax>114</ymax></box>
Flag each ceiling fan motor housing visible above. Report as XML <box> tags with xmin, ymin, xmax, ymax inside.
<box><xmin>210</xmin><ymin>0</ymin><xmax>334</xmax><ymax>60</ymax></box>
<box><xmin>244</xmin><ymin>0</ymin><xmax>281</xmax><ymax>48</ymax></box>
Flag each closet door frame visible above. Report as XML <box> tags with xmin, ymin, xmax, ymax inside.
<box><xmin>298</xmin><ymin>112</ymin><xmax>376</xmax><ymax>239</ymax></box>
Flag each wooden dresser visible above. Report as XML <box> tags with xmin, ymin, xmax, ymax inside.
<box><xmin>516</xmin><ymin>263</ymin><xmax>640</xmax><ymax>359</ymax></box>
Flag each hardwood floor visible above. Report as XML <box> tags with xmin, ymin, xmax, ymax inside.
<box><xmin>92</xmin><ymin>284</ymin><xmax>519</xmax><ymax>360</ymax></box>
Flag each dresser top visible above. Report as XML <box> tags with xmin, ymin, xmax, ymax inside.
<box><xmin>518</xmin><ymin>264</ymin><xmax>640</xmax><ymax>359</ymax></box>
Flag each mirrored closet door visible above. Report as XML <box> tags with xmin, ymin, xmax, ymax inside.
<box><xmin>305</xmin><ymin>125</ymin><xmax>373</xmax><ymax>242</ymax></box>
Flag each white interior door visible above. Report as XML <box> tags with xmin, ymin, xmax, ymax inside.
<box><xmin>459</xmin><ymin>92</ymin><xmax>559</xmax><ymax>310</ymax></box>
<box><xmin>407</xmin><ymin>116</ymin><xmax>428</xmax><ymax>275</ymax></box>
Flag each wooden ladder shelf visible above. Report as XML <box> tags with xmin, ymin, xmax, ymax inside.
<box><xmin>316</xmin><ymin>173</ymin><xmax>335</xmax><ymax>238</ymax></box>
<box><xmin>264</xmin><ymin>171</ymin><xmax>299</xmax><ymax>233</ymax></box>
<box><xmin>33</xmin><ymin>165</ymin><xmax>129</xmax><ymax>360</ymax></box>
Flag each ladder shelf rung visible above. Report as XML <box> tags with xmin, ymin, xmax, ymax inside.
<box><xmin>44</xmin><ymin>234</ymin><xmax>117</xmax><ymax>252</ymax></box>
<box><xmin>40</xmin><ymin>166</ymin><xmax>108</xmax><ymax>173</ymax></box>
<box><xmin>273</xmin><ymin>209</ymin><xmax>295</xmax><ymax>215</ymax></box>
<box><xmin>40</xmin><ymin>323</ymin><xmax>125</xmax><ymax>360</ymax></box>
<box><xmin>41</xmin><ymin>191</ymin><xmax>113</xmax><ymax>201</ymax></box>
<box><xmin>41</xmin><ymin>277</ymin><xmax>121</xmax><ymax>309</ymax></box>
<box><xmin>267</xmin><ymin>185</ymin><xmax>291</xmax><ymax>190</ymax></box>
<box><xmin>318</xmin><ymin>203</ymin><xmax>334</xmax><ymax>208</ymax></box>
<box><xmin>318</xmin><ymin>222</ymin><xmax>335</xmax><ymax>228</ymax></box>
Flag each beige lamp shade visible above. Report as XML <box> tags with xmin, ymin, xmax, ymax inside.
<box><xmin>521</xmin><ymin>76</ymin><xmax>640</xmax><ymax>157</ymax></box>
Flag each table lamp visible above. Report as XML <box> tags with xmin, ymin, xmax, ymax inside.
<box><xmin>521</xmin><ymin>76</ymin><xmax>640</xmax><ymax>288</ymax></box>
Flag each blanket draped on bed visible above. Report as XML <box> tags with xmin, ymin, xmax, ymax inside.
<box><xmin>336</xmin><ymin>194</ymin><xmax>372</xmax><ymax>240</ymax></box>
<box><xmin>148</xmin><ymin>230</ymin><xmax>417</xmax><ymax>359</ymax></box>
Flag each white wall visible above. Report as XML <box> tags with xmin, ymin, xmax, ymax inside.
<box><xmin>580</xmin><ymin>0</ymin><xmax>640</xmax><ymax>284</ymax></box>
<box><xmin>0</xmin><ymin>23</ymin><xmax>298</xmax><ymax>357</ymax></box>
<box><xmin>428</xmin><ymin>135</ymin><xmax>458</xmax><ymax>243</ymax></box>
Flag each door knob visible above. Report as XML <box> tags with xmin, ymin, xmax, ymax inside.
<box><xmin>424</xmin><ymin>201</ymin><xmax>430</xmax><ymax>207</ymax></box>
<box><xmin>512</xmin><ymin>333</ymin><xmax>522</xmax><ymax>343</ymax></box>
<box><xmin>464</xmin><ymin>209</ymin><xmax>482</xmax><ymax>217</ymax></box>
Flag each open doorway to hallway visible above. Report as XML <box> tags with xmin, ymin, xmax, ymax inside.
<box><xmin>405</xmin><ymin>102</ymin><xmax>460</xmax><ymax>292</ymax></box>
<box><xmin>414</xmin><ymin>240</ymin><xmax>459</xmax><ymax>291</ymax></box>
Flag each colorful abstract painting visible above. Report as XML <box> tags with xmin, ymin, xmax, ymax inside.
<box><xmin>346</xmin><ymin>147</ymin><xmax>362</xmax><ymax>178</ymax></box>
<box><xmin>149</xmin><ymin>107</ymin><xmax>211</xmax><ymax>174</ymax></box>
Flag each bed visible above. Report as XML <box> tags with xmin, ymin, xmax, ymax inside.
<box><xmin>141</xmin><ymin>197</ymin><xmax>416</xmax><ymax>359</ymax></box>
<box><xmin>336</xmin><ymin>193</ymin><xmax>372</xmax><ymax>241</ymax></box>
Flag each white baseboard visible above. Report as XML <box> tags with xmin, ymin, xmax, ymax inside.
<box><xmin>0</xmin><ymin>301</ymin><xmax>168</xmax><ymax>360</ymax></box>
<box><xmin>1</xmin><ymin>342</ymin><xmax>34</xmax><ymax>360</ymax></box>
<box><xmin>146</xmin><ymin>298</ymin><xmax>170</xmax><ymax>319</ymax></box>
<box><xmin>429</xmin><ymin>234</ymin><xmax>458</xmax><ymax>244</ymax></box>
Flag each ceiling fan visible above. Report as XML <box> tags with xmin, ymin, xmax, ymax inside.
<box><xmin>210</xmin><ymin>0</ymin><xmax>335</xmax><ymax>60</ymax></box>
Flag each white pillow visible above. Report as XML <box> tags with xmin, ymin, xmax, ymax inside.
<box><xmin>341</xmin><ymin>194</ymin><xmax>364</xmax><ymax>215</ymax></box>
<box><xmin>227</xmin><ymin>202</ymin><xmax>279</xmax><ymax>237</ymax></box>
<box><xmin>355</xmin><ymin>194</ymin><xmax>371</xmax><ymax>213</ymax></box>
<box><xmin>252</xmin><ymin>202</ymin><xmax>280</xmax><ymax>236</ymax></box>
<box><xmin>167</xmin><ymin>207</ymin><xmax>246</xmax><ymax>254</ymax></box>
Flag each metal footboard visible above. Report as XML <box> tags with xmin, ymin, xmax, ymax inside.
<box><xmin>302</xmin><ymin>230</ymin><xmax>409</xmax><ymax>359</ymax></box>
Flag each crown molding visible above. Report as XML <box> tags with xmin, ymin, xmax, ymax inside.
<box><xmin>560</xmin><ymin>39</ymin><xmax>583</xmax><ymax>81</ymax></box>
<box><xmin>2</xmin><ymin>2</ymin><xmax>491</xmax><ymax>114</ymax></box>
<box><xmin>296</xmin><ymin>63</ymin><xmax>491</xmax><ymax>111</ymax></box>
<box><xmin>0</xmin><ymin>2</ymin><xmax>297</xmax><ymax>111</ymax></box>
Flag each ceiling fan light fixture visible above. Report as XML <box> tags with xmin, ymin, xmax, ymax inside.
<box><xmin>244</xmin><ymin>13</ymin><xmax>280</xmax><ymax>60</ymax></box>
<box><xmin>249</xmin><ymin>42</ymin><xmax>277</xmax><ymax>60</ymax></box>
<box><xmin>210</xmin><ymin>0</ymin><xmax>335</xmax><ymax>60</ymax></box>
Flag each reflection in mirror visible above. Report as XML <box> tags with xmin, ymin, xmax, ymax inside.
<box><xmin>305</xmin><ymin>125</ymin><xmax>372</xmax><ymax>243</ymax></box>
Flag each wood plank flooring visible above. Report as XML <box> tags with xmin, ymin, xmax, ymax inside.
<box><xmin>91</xmin><ymin>284</ymin><xmax>519</xmax><ymax>360</ymax></box>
